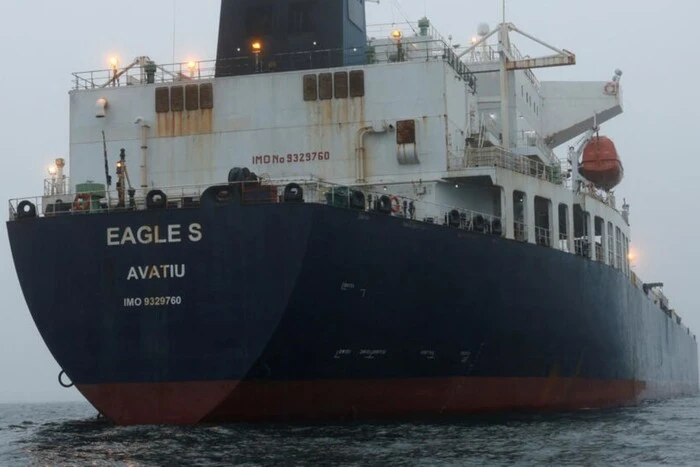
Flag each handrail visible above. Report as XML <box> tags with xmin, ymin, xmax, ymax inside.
<box><xmin>71</xmin><ymin>39</ymin><xmax>476</xmax><ymax>91</ymax></box>
<box><xmin>514</xmin><ymin>221</ymin><xmax>528</xmax><ymax>242</ymax></box>
<box><xmin>8</xmin><ymin>179</ymin><xmax>502</xmax><ymax>237</ymax></box>
<box><xmin>534</xmin><ymin>226</ymin><xmax>551</xmax><ymax>247</ymax></box>
<box><xmin>458</xmin><ymin>42</ymin><xmax>541</xmax><ymax>90</ymax></box>
<box><xmin>9</xmin><ymin>177</ymin><xmax>689</xmax><ymax>333</ymax></box>
<box><xmin>450</xmin><ymin>146</ymin><xmax>565</xmax><ymax>185</ymax></box>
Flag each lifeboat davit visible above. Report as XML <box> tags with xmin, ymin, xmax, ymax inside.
<box><xmin>578</xmin><ymin>135</ymin><xmax>624</xmax><ymax>191</ymax></box>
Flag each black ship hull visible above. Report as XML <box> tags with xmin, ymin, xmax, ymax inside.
<box><xmin>7</xmin><ymin>201</ymin><xmax>699</xmax><ymax>424</ymax></box>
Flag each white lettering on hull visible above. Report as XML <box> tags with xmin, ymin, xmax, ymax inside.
<box><xmin>127</xmin><ymin>264</ymin><xmax>186</xmax><ymax>280</ymax></box>
<box><xmin>107</xmin><ymin>223</ymin><xmax>202</xmax><ymax>246</ymax></box>
<box><xmin>123</xmin><ymin>296</ymin><xmax>183</xmax><ymax>307</ymax></box>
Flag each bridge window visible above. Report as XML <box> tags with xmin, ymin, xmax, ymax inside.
<box><xmin>334</xmin><ymin>72</ymin><xmax>348</xmax><ymax>98</ymax></box>
<box><xmin>513</xmin><ymin>190</ymin><xmax>527</xmax><ymax>242</ymax></box>
<box><xmin>319</xmin><ymin>73</ymin><xmax>333</xmax><ymax>100</ymax></box>
<box><xmin>594</xmin><ymin>216</ymin><xmax>605</xmax><ymax>262</ymax></box>
<box><xmin>573</xmin><ymin>205</ymin><xmax>590</xmax><ymax>257</ymax></box>
<box><xmin>558</xmin><ymin>204</ymin><xmax>569</xmax><ymax>252</ymax></box>
<box><xmin>607</xmin><ymin>221</ymin><xmax>615</xmax><ymax>265</ymax></box>
<box><xmin>349</xmin><ymin>70</ymin><xmax>365</xmax><ymax>97</ymax></box>
<box><xmin>185</xmin><ymin>84</ymin><xmax>199</xmax><ymax>111</ymax></box>
<box><xmin>615</xmin><ymin>226</ymin><xmax>623</xmax><ymax>269</ymax></box>
<box><xmin>303</xmin><ymin>74</ymin><xmax>318</xmax><ymax>101</ymax></box>
<box><xmin>200</xmin><ymin>83</ymin><xmax>214</xmax><ymax>109</ymax></box>
<box><xmin>534</xmin><ymin>196</ymin><xmax>551</xmax><ymax>247</ymax></box>
<box><xmin>155</xmin><ymin>87</ymin><xmax>169</xmax><ymax>113</ymax></box>
<box><xmin>623</xmin><ymin>234</ymin><xmax>630</xmax><ymax>275</ymax></box>
<box><xmin>170</xmin><ymin>86</ymin><xmax>184</xmax><ymax>112</ymax></box>
<box><xmin>246</xmin><ymin>6</ymin><xmax>275</xmax><ymax>37</ymax></box>
<box><xmin>289</xmin><ymin>2</ymin><xmax>313</xmax><ymax>34</ymax></box>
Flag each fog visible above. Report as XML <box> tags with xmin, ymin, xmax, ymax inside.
<box><xmin>0</xmin><ymin>0</ymin><xmax>697</xmax><ymax>403</ymax></box>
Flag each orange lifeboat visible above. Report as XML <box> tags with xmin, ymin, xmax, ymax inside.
<box><xmin>579</xmin><ymin>135</ymin><xmax>624</xmax><ymax>191</ymax></box>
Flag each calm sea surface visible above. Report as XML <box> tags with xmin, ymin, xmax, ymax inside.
<box><xmin>1</xmin><ymin>397</ymin><xmax>700</xmax><ymax>466</ymax></box>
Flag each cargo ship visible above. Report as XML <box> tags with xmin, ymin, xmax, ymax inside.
<box><xmin>7</xmin><ymin>0</ymin><xmax>699</xmax><ymax>425</ymax></box>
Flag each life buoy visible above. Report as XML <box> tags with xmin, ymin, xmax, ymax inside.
<box><xmin>604</xmin><ymin>82</ymin><xmax>617</xmax><ymax>95</ymax></box>
<box><xmin>72</xmin><ymin>194</ymin><xmax>91</xmax><ymax>212</ymax></box>
<box><xmin>390</xmin><ymin>196</ymin><xmax>400</xmax><ymax>213</ymax></box>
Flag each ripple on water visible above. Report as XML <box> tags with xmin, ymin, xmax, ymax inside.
<box><xmin>1</xmin><ymin>398</ymin><xmax>700</xmax><ymax>466</ymax></box>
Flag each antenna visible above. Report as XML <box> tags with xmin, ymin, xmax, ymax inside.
<box><xmin>390</xmin><ymin>0</ymin><xmax>419</xmax><ymax>36</ymax></box>
<box><xmin>172</xmin><ymin>0</ymin><xmax>176</xmax><ymax>64</ymax></box>
<box><xmin>502</xmin><ymin>0</ymin><xmax>506</xmax><ymax>24</ymax></box>
<box><xmin>102</xmin><ymin>131</ymin><xmax>112</xmax><ymax>206</ymax></box>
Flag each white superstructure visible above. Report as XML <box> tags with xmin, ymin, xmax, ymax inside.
<box><xmin>46</xmin><ymin>16</ymin><xmax>661</xmax><ymax>305</ymax></box>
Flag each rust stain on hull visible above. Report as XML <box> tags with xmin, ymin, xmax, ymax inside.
<box><xmin>201</xmin><ymin>109</ymin><xmax>213</xmax><ymax>134</ymax></box>
<box><xmin>158</xmin><ymin>110</ymin><xmax>213</xmax><ymax>138</ymax></box>
<box><xmin>156</xmin><ymin>113</ymin><xmax>170</xmax><ymax>138</ymax></box>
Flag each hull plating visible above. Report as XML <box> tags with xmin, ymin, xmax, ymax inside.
<box><xmin>7</xmin><ymin>203</ymin><xmax>699</xmax><ymax>425</ymax></box>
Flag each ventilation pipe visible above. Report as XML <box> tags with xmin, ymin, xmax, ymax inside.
<box><xmin>355</xmin><ymin>122</ymin><xmax>391</xmax><ymax>182</ymax></box>
<box><xmin>134</xmin><ymin>117</ymin><xmax>150</xmax><ymax>202</ymax></box>
<box><xmin>95</xmin><ymin>98</ymin><xmax>108</xmax><ymax>118</ymax></box>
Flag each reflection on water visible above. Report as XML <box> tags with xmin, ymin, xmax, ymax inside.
<box><xmin>1</xmin><ymin>397</ymin><xmax>699</xmax><ymax>466</ymax></box>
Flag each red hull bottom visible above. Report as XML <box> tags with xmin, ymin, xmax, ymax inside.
<box><xmin>78</xmin><ymin>377</ymin><xmax>696</xmax><ymax>426</ymax></box>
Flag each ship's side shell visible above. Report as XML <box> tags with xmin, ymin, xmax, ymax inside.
<box><xmin>579</xmin><ymin>136</ymin><xmax>624</xmax><ymax>191</ymax></box>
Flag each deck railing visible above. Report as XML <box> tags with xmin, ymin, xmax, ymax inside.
<box><xmin>450</xmin><ymin>147</ymin><xmax>565</xmax><ymax>185</ymax></box>
<box><xmin>574</xmin><ymin>238</ymin><xmax>591</xmax><ymax>257</ymax></box>
<box><xmin>9</xmin><ymin>177</ymin><xmax>692</xmax><ymax>338</ymax></box>
<box><xmin>535</xmin><ymin>226</ymin><xmax>551</xmax><ymax>247</ymax></box>
<box><xmin>71</xmin><ymin>39</ymin><xmax>476</xmax><ymax>91</ymax></box>
<box><xmin>595</xmin><ymin>243</ymin><xmax>605</xmax><ymax>262</ymax></box>
<box><xmin>461</xmin><ymin>42</ymin><xmax>541</xmax><ymax>90</ymax></box>
<box><xmin>8</xmin><ymin>178</ymin><xmax>502</xmax><ymax>239</ymax></box>
<box><xmin>514</xmin><ymin>221</ymin><xmax>528</xmax><ymax>242</ymax></box>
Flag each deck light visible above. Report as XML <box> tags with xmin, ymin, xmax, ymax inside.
<box><xmin>252</xmin><ymin>41</ymin><xmax>262</xmax><ymax>53</ymax></box>
<box><xmin>391</xmin><ymin>30</ymin><xmax>402</xmax><ymax>40</ymax></box>
<box><xmin>108</xmin><ymin>56</ymin><xmax>120</xmax><ymax>86</ymax></box>
<box><xmin>187</xmin><ymin>60</ymin><xmax>197</xmax><ymax>78</ymax></box>
<box><xmin>48</xmin><ymin>165</ymin><xmax>57</xmax><ymax>176</ymax></box>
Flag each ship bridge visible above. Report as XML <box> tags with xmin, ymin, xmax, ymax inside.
<box><xmin>68</xmin><ymin>10</ymin><xmax>481</xmax><ymax>195</ymax></box>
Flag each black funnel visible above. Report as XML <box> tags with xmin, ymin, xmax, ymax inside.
<box><xmin>215</xmin><ymin>0</ymin><xmax>367</xmax><ymax>77</ymax></box>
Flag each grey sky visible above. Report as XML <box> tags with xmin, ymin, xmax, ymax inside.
<box><xmin>0</xmin><ymin>0</ymin><xmax>697</xmax><ymax>403</ymax></box>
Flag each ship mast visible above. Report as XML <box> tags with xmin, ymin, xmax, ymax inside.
<box><xmin>458</xmin><ymin>12</ymin><xmax>576</xmax><ymax>154</ymax></box>
<box><xmin>499</xmin><ymin>21</ymin><xmax>510</xmax><ymax>150</ymax></box>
